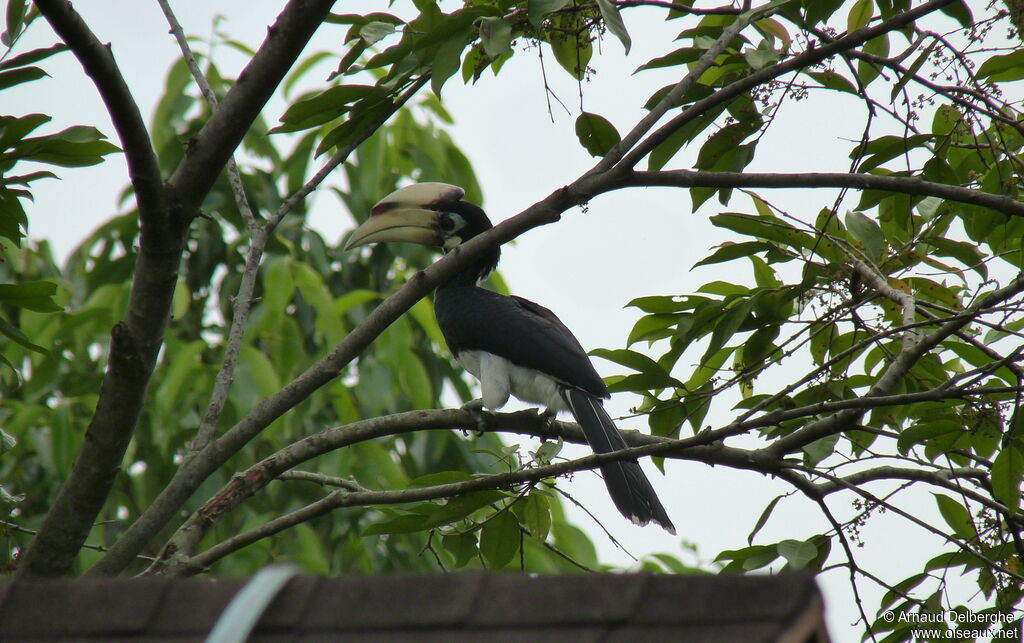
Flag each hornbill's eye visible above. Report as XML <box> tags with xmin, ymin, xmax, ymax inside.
<box><xmin>439</xmin><ymin>212</ymin><xmax>463</xmax><ymax>233</ymax></box>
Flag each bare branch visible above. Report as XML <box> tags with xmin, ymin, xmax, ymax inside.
<box><xmin>624</xmin><ymin>169</ymin><xmax>1024</xmax><ymax>220</ymax></box>
<box><xmin>618</xmin><ymin>0</ymin><xmax>959</xmax><ymax>169</ymax></box>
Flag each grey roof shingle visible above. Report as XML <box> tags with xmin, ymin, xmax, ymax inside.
<box><xmin>0</xmin><ymin>572</ymin><xmax>830</xmax><ymax>642</ymax></box>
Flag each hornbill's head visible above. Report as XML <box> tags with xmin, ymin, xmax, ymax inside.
<box><xmin>344</xmin><ymin>182</ymin><xmax>499</xmax><ymax>280</ymax></box>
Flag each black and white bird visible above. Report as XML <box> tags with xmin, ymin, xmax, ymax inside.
<box><xmin>345</xmin><ymin>183</ymin><xmax>675</xmax><ymax>533</ymax></box>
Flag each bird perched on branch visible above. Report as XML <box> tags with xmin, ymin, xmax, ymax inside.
<box><xmin>345</xmin><ymin>182</ymin><xmax>674</xmax><ymax>533</ymax></box>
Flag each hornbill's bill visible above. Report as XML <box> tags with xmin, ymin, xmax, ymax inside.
<box><xmin>345</xmin><ymin>183</ymin><xmax>675</xmax><ymax>533</ymax></box>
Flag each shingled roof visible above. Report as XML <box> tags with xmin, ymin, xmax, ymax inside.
<box><xmin>0</xmin><ymin>571</ymin><xmax>830</xmax><ymax>642</ymax></box>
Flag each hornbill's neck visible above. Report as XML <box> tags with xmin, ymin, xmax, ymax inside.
<box><xmin>437</xmin><ymin>201</ymin><xmax>501</xmax><ymax>290</ymax></box>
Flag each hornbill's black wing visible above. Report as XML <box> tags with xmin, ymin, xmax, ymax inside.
<box><xmin>434</xmin><ymin>287</ymin><xmax>608</xmax><ymax>398</ymax></box>
<box><xmin>434</xmin><ymin>287</ymin><xmax>675</xmax><ymax>532</ymax></box>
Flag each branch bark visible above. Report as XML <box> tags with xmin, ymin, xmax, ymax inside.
<box><xmin>624</xmin><ymin>169</ymin><xmax>1024</xmax><ymax>219</ymax></box>
<box><xmin>18</xmin><ymin>0</ymin><xmax>175</xmax><ymax>578</ymax></box>
<box><xmin>21</xmin><ymin>0</ymin><xmax>338</xmax><ymax>578</ymax></box>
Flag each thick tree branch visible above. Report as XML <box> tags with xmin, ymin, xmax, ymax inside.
<box><xmin>19</xmin><ymin>0</ymin><xmax>176</xmax><ymax>578</ymax></box>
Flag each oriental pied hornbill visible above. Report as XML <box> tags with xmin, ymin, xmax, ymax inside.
<box><xmin>345</xmin><ymin>183</ymin><xmax>675</xmax><ymax>533</ymax></box>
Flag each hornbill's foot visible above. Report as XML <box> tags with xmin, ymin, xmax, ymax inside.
<box><xmin>460</xmin><ymin>398</ymin><xmax>488</xmax><ymax>436</ymax></box>
<box><xmin>536</xmin><ymin>408</ymin><xmax>557</xmax><ymax>435</ymax></box>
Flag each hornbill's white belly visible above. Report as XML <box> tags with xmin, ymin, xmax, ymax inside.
<box><xmin>456</xmin><ymin>349</ymin><xmax>570</xmax><ymax>412</ymax></box>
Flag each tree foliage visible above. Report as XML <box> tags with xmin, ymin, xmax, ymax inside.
<box><xmin>2</xmin><ymin>0</ymin><xmax>1024</xmax><ymax>640</ymax></box>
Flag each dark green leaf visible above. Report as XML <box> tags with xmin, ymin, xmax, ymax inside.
<box><xmin>595</xmin><ymin>0</ymin><xmax>631</xmax><ymax>53</ymax></box>
<box><xmin>933</xmin><ymin>493</ymin><xmax>976</xmax><ymax>542</ymax></box>
<box><xmin>777</xmin><ymin>539</ymin><xmax>817</xmax><ymax>570</ymax></box>
<box><xmin>844</xmin><ymin>211</ymin><xmax>885</xmax><ymax>261</ymax></box>
<box><xmin>0</xmin><ymin>66</ymin><xmax>46</xmax><ymax>90</ymax></box>
<box><xmin>521</xmin><ymin>492</ymin><xmax>552</xmax><ymax>541</ymax></box>
<box><xmin>478</xmin><ymin>17</ymin><xmax>512</xmax><ymax>58</ymax></box>
<box><xmin>528</xmin><ymin>0</ymin><xmax>570</xmax><ymax>27</ymax></box>
<box><xmin>0</xmin><ymin>280</ymin><xmax>62</xmax><ymax>312</ymax></box>
<box><xmin>856</xmin><ymin>34</ymin><xmax>889</xmax><ymax>86</ymax></box>
<box><xmin>891</xmin><ymin>40</ymin><xmax>936</xmax><ymax>102</ymax></box>
<box><xmin>276</xmin><ymin>85</ymin><xmax>379</xmax><ymax>132</ymax></box>
<box><xmin>0</xmin><ymin>315</ymin><xmax>47</xmax><ymax>354</ymax></box>
<box><xmin>574</xmin><ymin>112</ymin><xmax>620</xmax><ymax>157</ymax></box>
<box><xmin>442</xmin><ymin>532</ymin><xmax>478</xmax><ymax>567</ymax></box>
<box><xmin>0</xmin><ymin>44</ymin><xmax>66</xmax><ymax>71</ymax></box>
<box><xmin>747</xmin><ymin>495</ymin><xmax>784</xmax><ymax>545</ymax></box>
<box><xmin>992</xmin><ymin>442</ymin><xmax>1024</xmax><ymax>512</ymax></box>
<box><xmin>431</xmin><ymin>26</ymin><xmax>471</xmax><ymax>96</ymax></box>
<box><xmin>804</xmin><ymin>70</ymin><xmax>857</xmax><ymax>94</ymax></box>
<box><xmin>480</xmin><ymin>510</ymin><xmax>520</xmax><ymax>569</ymax></box>
<box><xmin>846</xmin><ymin>0</ymin><xmax>872</xmax><ymax>32</ymax></box>
<box><xmin>635</xmin><ymin>47</ymin><xmax>701</xmax><ymax>73</ymax></box>
<box><xmin>976</xmin><ymin>50</ymin><xmax>1024</xmax><ymax>83</ymax></box>
<box><xmin>939</xmin><ymin>0</ymin><xmax>972</xmax><ymax>28</ymax></box>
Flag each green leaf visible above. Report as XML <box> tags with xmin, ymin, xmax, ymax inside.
<box><xmin>591</xmin><ymin>348</ymin><xmax>684</xmax><ymax>389</ymax></box>
<box><xmin>521</xmin><ymin>492</ymin><xmax>552</xmax><ymax>542</ymax></box>
<box><xmin>635</xmin><ymin>47</ymin><xmax>701</xmax><ymax>73</ymax></box>
<box><xmin>857</xmin><ymin>34</ymin><xmax>889</xmax><ymax>86</ymax></box>
<box><xmin>933</xmin><ymin>494</ymin><xmax>976</xmax><ymax>542</ymax></box>
<box><xmin>896</xmin><ymin>420</ymin><xmax>961</xmax><ymax>456</ymax></box>
<box><xmin>276</xmin><ymin>85</ymin><xmax>379</xmax><ymax>132</ymax></box>
<box><xmin>3</xmin><ymin>0</ymin><xmax>28</xmax><ymax>45</ymax></box>
<box><xmin>0</xmin><ymin>281</ymin><xmax>62</xmax><ymax>312</ymax></box>
<box><xmin>480</xmin><ymin>510</ymin><xmax>520</xmax><ymax>569</ymax></box>
<box><xmin>18</xmin><ymin>126</ymin><xmax>120</xmax><ymax>167</ymax></box>
<box><xmin>431</xmin><ymin>26</ymin><xmax>471</xmax><ymax>96</ymax></box>
<box><xmin>939</xmin><ymin>0</ymin><xmax>973</xmax><ymax>28</ymax></box>
<box><xmin>844</xmin><ymin>211</ymin><xmax>885</xmax><ymax>261</ymax></box>
<box><xmin>976</xmin><ymin>50</ymin><xmax>1024</xmax><ymax>83</ymax></box>
<box><xmin>991</xmin><ymin>442</ymin><xmax>1024</xmax><ymax>512</ymax></box>
<box><xmin>574</xmin><ymin>112</ymin><xmax>620</xmax><ymax>157</ymax></box>
<box><xmin>846</xmin><ymin>0</ymin><xmax>873</xmax><ymax>33</ymax></box>
<box><xmin>747</xmin><ymin>495</ymin><xmax>783</xmax><ymax>545</ymax></box>
<box><xmin>693</xmin><ymin>241</ymin><xmax>779</xmax><ymax>268</ymax></box>
<box><xmin>0</xmin><ymin>315</ymin><xmax>48</xmax><ymax>354</ymax></box>
<box><xmin>595</xmin><ymin>0</ymin><xmax>631</xmax><ymax>53</ymax></box>
<box><xmin>710</xmin><ymin>213</ymin><xmax>816</xmax><ymax>251</ymax></box>
<box><xmin>360</xmin><ymin>21</ymin><xmax>397</xmax><ymax>46</ymax></box>
<box><xmin>549</xmin><ymin>17</ymin><xmax>591</xmax><ymax>81</ymax></box>
<box><xmin>777</xmin><ymin>539</ymin><xmax>817</xmax><ymax>570</ymax></box>
<box><xmin>0</xmin><ymin>44</ymin><xmax>66</xmax><ymax>71</ymax></box>
<box><xmin>528</xmin><ymin>0</ymin><xmax>570</xmax><ymax>27</ymax></box>
<box><xmin>442</xmin><ymin>532</ymin><xmax>478</xmax><ymax>567</ymax></box>
<box><xmin>0</xmin><ymin>66</ymin><xmax>46</xmax><ymax>90</ymax></box>
<box><xmin>478</xmin><ymin>17</ymin><xmax>512</xmax><ymax>58</ymax></box>
<box><xmin>891</xmin><ymin>40</ymin><xmax>936</xmax><ymax>102</ymax></box>
<box><xmin>804</xmin><ymin>70</ymin><xmax>857</xmax><ymax>94</ymax></box>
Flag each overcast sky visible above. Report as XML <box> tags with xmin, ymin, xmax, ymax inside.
<box><xmin>8</xmin><ymin>2</ymin><xmax>1003</xmax><ymax>639</ymax></box>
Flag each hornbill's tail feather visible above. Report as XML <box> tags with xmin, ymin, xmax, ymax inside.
<box><xmin>562</xmin><ymin>388</ymin><xmax>676</xmax><ymax>534</ymax></box>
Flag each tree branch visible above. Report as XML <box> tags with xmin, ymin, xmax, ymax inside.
<box><xmin>624</xmin><ymin>168</ymin><xmax>1024</xmax><ymax>219</ymax></box>
<box><xmin>617</xmin><ymin>0</ymin><xmax>958</xmax><ymax>169</ymax></box>
<box><xmin>165</xmin><ymin>0</ymin><xmax>337</xmax><ymax>215</ymax></box>
<box><xmin>89</xmin><ymin>75</ymin><xmax>430</xmax><ymax>577</ymax></box>
<box><xmin>18</xmin><ymin>0</ymin><xmax>175</xmax><ymax>578</ymax></box>
<box><xmin>768</xmin><ymin>273</ymin><xmax>1024</xmax><ymax>456</ymax></box>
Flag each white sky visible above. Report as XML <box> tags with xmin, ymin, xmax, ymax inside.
<box><xmin>7</xmin><ymin>1</ymin><xmax>1006</xmax><ymax>640</ymax></box>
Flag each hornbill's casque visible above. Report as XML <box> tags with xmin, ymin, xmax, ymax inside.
<box><xmin>345</xmin><ymin>183</ymin><xmax>675</xmax><ymax>533</ymax></box>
